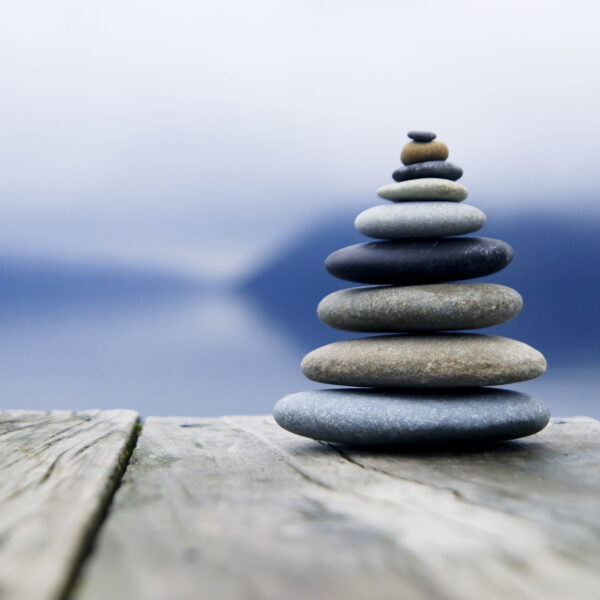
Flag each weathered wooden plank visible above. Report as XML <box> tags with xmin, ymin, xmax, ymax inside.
<box><xmin>74</xmin><ymin>416</ymin><xmax>600</xmax><ymax>600</ymax></box>
<box><xmin>0</xmin><ymin>409</ymin><xmax>139</xmax><ymax>600</ymax></box>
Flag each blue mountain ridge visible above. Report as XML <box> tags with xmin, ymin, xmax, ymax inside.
<box><xmin>240</xmin><ymin>208</ymin><xmax>600</xmax><ymax>368</ymax></box>
<box><xmin>0</xmin><ymin>257</ymin><xmax>205</xmax><ymax>320</ymax></box>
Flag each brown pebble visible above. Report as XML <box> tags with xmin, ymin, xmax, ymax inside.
<box><xmin>401</xmin><ymin>141</ymin><xmax>449</xmax><ymax>165</ymax></box>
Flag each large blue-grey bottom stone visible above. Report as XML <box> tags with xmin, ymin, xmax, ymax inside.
<box><xmin>273</xmin><ymin>388</ymin><xmax>550</xmax><ymax>446</ymax></box>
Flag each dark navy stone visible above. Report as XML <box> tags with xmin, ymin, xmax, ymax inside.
<box><xmin>274</xmin><ymin>388</ymin><xmax>550</xmax><ymax>447</ymax></box>
<box><xmin>392</xmin><ymin>160</ymin><xmax>463</xmax><ymax>182</ymax></box>
<box><xmin>325</xmin><ymin>237</ymin><xmax>513</xmax><ymax>285</ymax></box>
<box><xmin>407</xmin><ymin>130</ymin><xmax>436</xmax><ymax>142</ymax></box>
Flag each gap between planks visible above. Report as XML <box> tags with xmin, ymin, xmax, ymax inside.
<box><xmin>0</xmin><ymin>410</ymin><xmax>140</xmax><ymax>600</ymax></box>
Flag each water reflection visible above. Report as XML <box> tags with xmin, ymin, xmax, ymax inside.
<box><xmin>0</xmin><ymin>291</ymin><xmax>316</xmax><ymax>416</ymax></box>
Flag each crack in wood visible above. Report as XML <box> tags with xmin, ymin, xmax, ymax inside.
<box><xmin>0</xmin><ymin>410</ymin><xmax>140</xmax><ymax>600</ymax></box>
<box><xmin>61</xmin><ymin>418</ymin><xmax>141</xmax><ymax>600</ymax></box>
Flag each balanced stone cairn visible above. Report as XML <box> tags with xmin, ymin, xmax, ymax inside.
<box><xmin>274</xmin><ymin>130</ymin><xmax>550</xmax><ymax>446</ymax></box>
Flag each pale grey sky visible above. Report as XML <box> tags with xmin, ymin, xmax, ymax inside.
<box><xmin>1</xmin><ymin>0</ymin><xmax>599</xmax><ymax>277</ymax></box>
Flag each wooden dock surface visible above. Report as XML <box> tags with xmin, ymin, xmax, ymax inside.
<box><xmin>1</xmin><ymin>411</ymin><xmax>599</xmax><ymax>600</ymax></box>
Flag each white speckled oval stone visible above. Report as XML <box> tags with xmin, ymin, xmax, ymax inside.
<box><xmin>301</xmin><ymin>334</ymin><xmax>547</xmax><ymax>387</ymax></box>
<box><xmin>273</xmin><ymin>388</ymin><xmax>550</xmax><ymax>446</ymax></box>
<box><xmin>377</xmin><ymin>178</ymin><xmax>468</xmax><ymax>202</ymax></box>
<box><xmin>355</xmin><ymin>202</ymin><xmax>485</xmax><ymax>239</ymax></box>
<box><xmin>317</xmin><ymin>283</ymin><xmax>522</xmax><ymax>332</ymax></box>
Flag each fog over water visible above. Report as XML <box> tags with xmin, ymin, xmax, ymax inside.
<box><xmin>2</xmin><ymin>1</ymin><xmax>600</xmax><ymax>278</ymax></box>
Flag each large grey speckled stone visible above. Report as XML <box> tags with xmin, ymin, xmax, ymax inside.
<box><xmin>301</xmin><ymin>334</ymin><xmax>547</xmax><ymax>387</ymax></box>
<box><xmin>273</xmin><ymin>388</ymin><xmax>550</xmax><ymax>446</ymax></box>
<box><xmin>392</xmin><ymin>160</ymin><xmax>463</xmax><ymax>182</ymax></box>
<box><xmin>378</xmin><ymin>178</ymin><xmax>468</xmax><ymax>202</ymax></box>
<box><xmin>355</xmin><ymin>202</ymin><xmax>485</xmax><ymax>239</ymax></box>
<box><xmin>317</xmin><ymin>283</ymin><xmax>522</xmax><ymax>332</ymax></box>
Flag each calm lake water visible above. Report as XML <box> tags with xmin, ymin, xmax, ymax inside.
<box><xmin>1</xmin><ymin>290</ymin><xmax>597</xmax><ymax>419</ymax></box>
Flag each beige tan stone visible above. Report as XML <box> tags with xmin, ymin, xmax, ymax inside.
<box><xmin>301</xmin><ymin>334</ymin><xmax>547</xmax><ymax>387</ymax></box>
<box><xmin>401</xmin><ymin>140</ymin><xmax>449</xmax><ymax>165</ymax></box>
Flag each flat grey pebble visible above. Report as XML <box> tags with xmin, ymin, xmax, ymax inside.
<box><xmin>378</xmin><ymin>178</ymin><xmax>468</xmax><ymax>202</ymax></box>
<box><xmin>355</xmin><ymin>202</ymin><xmax>485</xmax><ymax>239</ymax></box>
<box><xmin>274</xmin><ymin>388</ymin><xmax>550</xmax><ymax>446</ymax></box>
<box><xmin>317</xmin><ymin>283</ymin><xmax>522</xmax><ymax>332</ymax></box>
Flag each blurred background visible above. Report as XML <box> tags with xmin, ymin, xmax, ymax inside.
<box><xmin>1</xmin><ymin>0</ymin><xmax>598</xmax><ymax>417</ymax></box>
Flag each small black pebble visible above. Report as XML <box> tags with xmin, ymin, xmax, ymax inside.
<box><xmin>407</xmin><ymin>130</ymin><xmax>437</xmax><ymax>142</ymax></box>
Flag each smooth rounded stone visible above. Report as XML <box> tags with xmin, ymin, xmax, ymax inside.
<box><xmin>392</xmin><ymin>160</ymin><xmax>463</xmax><ymax>182</ymax></box>
<box><xmin>273</xmin><ymin>388</ymin><xmax>550</xmax><ymax>446</ymax></box>
<box><xmin>378</xmin><ymin>178</ymin><xmax>468</xmax><ymax>202</ymax></box>
<box><xmin>317</xmin><ymin>283</ymin><xmax>522</xmax><ymax>332</ymax></box>
<box><xmin>407</xmin><ymin>130</ymin><xmax>437</xmax><ymax>142</ymax></box>
<box><xmin>401</xmin><ymin>141</ymin><xmax>449</xmax><ymax>165</ymax></box>
<box><xmin>355</xmin><ymin>202</ymin><xmax>485</xmax><ymax>239</ymax></box>
<box><xmin>325</xmin><ymin>237</ymin><xmax>513</xmax><ymax>285</ymax></box>
<box><xmin>301</xmin><ymin>334</ymin><xmax>547</xmax><ymax>387</ymax></box>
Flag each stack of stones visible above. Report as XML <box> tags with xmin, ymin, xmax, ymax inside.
<box><xmin>274</xmin><ymin>131</ymin><xmax>550</xmax><ymax>446</ymax></box>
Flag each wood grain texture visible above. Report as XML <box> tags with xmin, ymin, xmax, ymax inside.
<box><xmin>0</xmin><ymin>409</ymin><xmax>139</xmax><ymax>600</ymax></box>
<box><xmin>75</xmin><ymin>415</ymin><xmax>600</xmax><ymax>600</ymax></box>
